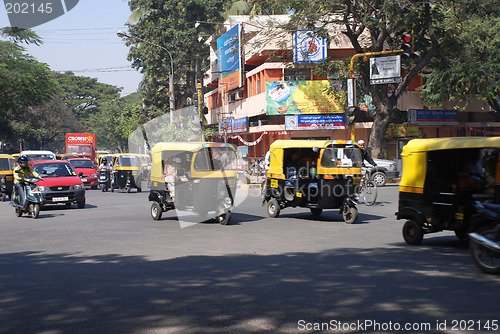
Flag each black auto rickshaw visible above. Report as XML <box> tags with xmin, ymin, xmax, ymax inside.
<box><xmin>110</xmin><ymin>153</ymin><xmax>143</xmax><ymax>192</ymax></box>
<box><xmin>396</xmin><ymin>137</ymin><xmax>500</xmax><ymax>245</ymax></box>
<box><xmin>148</xmin><ymin>142</ymin><xmax>237</xmax><ymax>225</ymax></box>
<box><xmin>262</xmin><ymin>140</ymin><xmax>362</xmax><ymax>223</ymax></box>
<box><xmin>0</xmin><ymin>154</ymin><xmax>16</xmax><ymax>202</ymax></box>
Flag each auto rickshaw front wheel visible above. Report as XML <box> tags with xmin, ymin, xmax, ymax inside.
<box><xmin>151</xmin><ymin>202</ymin><xmax>162</xmax><ymax>221</ymax></box>
<box><xmin>402</xmin><ymin>220</ymin><xmax>424</xmax><ymax>245</ymax></box>
<box><xmin>217</xmin><ymin>210</ymin><xmax>231</xmax><ymax>225</ymax></box>
<box><xmin>342</xmin><ymin>205</ymin><xmax>358</xmax><ymax>224</ymax></box>
<box><xmin>310</xmin><ymin>208</ymin><xmax>323</xmax><ymax>216</ymax></box>
<box><xmin>267</xmin><ymin>198</ymin><xmax>280</xmax><ymax>218</ymax></box>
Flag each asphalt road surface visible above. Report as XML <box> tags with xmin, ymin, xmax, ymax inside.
<box><xmin>1</xmin><ymin>183</ymin><xmax>499</xmax><ymax>333</ymax></box>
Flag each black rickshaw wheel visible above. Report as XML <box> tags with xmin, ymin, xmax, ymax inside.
<box><xmin>267</xmin><ymin>198</ymin><xmax>280</xmax><ymax>218</ymax></box>
<box><xmin>151</xmin><ymin>202</ymin><xmax>162</xmax><ymax>221</ymax></box>
<box><xmin>310</xmin><ymin>208</ymin><xmax>323</xmax><ymax>216</ymax></box>
<box><xmin>470</xmin><ymin>225</ymin><xmax>500</xmax><ymax>274</ymax></box>
<box><xmin>402</xmin><ymin>220</ymin><xmax>424</xmax><ymax>245</ymax></box>
<box><xmin>217</xmin><ymin>210</ymin><xmax>231</xmax><ymax>225</ymax></box>
<box><xmin>343</xmin><ymin>205</ymin><xmax>358</xmax><ymax>224</ymax></box>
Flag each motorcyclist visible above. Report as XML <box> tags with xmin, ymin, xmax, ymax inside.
<box><xmin>13</xmin><ymin>155</ymin><xmax>41</xmax><ymax>206</ymax></box>
<box><xmin>98</xmin><ymin>158</ymin><xmax>113</xmax><ymax>171</ymax></box>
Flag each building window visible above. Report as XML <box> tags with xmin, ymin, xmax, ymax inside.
<box><xmin>284</xmin><ymin>68</ymin><xmax>311</xmax><ymax>81</ymax></box>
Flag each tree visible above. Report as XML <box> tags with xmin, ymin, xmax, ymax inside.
<box><xmin>125</xmin><ymin>0</ymin><xmax>233</xmax><ymax>113</ymax></box>
<box><xmin>420</xmin><ymin>0</ymin><xmax>500</xmax><ymax>112</ymax></box>
<box><xmin>252</xmin><ymin>0</ymin><xmax>442</xmax><ymax>158</ymax></box>
<box><xmin>0</xmin><ymin>28</ymin><xmax>60</xmax><ymax>146</ymax></box>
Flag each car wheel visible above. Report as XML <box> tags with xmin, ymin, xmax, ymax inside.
<box><xmin>151</xmin><ymin>202</ymin><xmax>162</xmax><ymax>221</ymax></box>
<box><xmin>77</xmin><ymin>198</ymin><xmax>86</xmax><ymax>209</ymax></box>
<box><xmin>267</xmin><ymin>198</ymin><xmax>280</xmax><ymax>218</ymax></box>
<box><xmin>402</xmin><ymin>220</ymin><xmax>424</xmax><ymax>245</ymax></box>
<box><xmin>371</xmin><ymin>171</ymin><xmax>387</xmax><ymax>187</ymax></box>
<box><xmin>91</xmin><ymin>185</ymin><xmax>97</xmax><ymax>190</ymax></box>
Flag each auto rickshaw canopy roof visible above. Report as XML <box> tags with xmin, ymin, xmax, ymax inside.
<box><xmin>400</xmin><ymin>136</ymin><xmax>500</xmax><ymax>193</ymax></box>
<box><xmin>151</xmin><ymin>142</ymin><xmax>235</xmax><ymax>155</ymax></box>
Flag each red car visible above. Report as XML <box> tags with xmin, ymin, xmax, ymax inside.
<box><xmin>67</xmin><ymin>158</ymin><xmax>98</xmax><ymax>189</ymax></box>
<box><xmin>31</xmin><ymin>160</ymin><xmax>86</xmax><ymax>208</ymax></box>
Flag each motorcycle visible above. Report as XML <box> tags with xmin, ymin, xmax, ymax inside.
<box><xmin>468</xmin><ymin>201</ymin><xmax>500</xmax><ymax>274</ymax></box>
<box><xmin>10</xmin><ymin>175</ymin><xmax>43</xmax><ymax>219</ymax></box>
<box><xmin>98</xmin><ymin>170</ymin><xmax>112</xmax><ymax>192</ymax></box>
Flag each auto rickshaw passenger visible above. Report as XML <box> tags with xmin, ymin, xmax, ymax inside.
<box><xmin>164</xmin><ymin>157</ymin><xmax>181</xmax><ymax>201</ymax></box>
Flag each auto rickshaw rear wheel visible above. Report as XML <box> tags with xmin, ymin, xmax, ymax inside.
<box><xmin>342</xmin><ymin>205</ymin><xmax>358</xmax><ymax>224</ymax></box>
<box><xmin>402</xmin><ymin>220</ymin><xmax>424</xmax><ymax>245</ymax></box>
<box><xmin>267</xmin><ymin>198</ymin><xmax>280</xmax><ymax>218</ymax></box>
<box><xmin>310</xmin><ymin>208</ymin><xmax>323</xmax><ymax>216</ymax></box>
<box><xmin>217</xmin><ymin>210</ymin><xmax>231</xmax><ymax>225</ymax></box>
<box><xmin>151</xmin><ymin>202</ymin><xmax>162</xmax><ymax>221</ymax></box>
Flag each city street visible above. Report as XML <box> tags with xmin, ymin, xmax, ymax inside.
<box><xmin>1</xmin><ymin>184</ymin><xmax>499</xmax><ymax>333</ymax></box>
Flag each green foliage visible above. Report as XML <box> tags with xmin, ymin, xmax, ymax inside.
<box><xmin>125</xmin><ymin>0</ymin><xmax>233</xmax><ymax>111</ymax></box>
<box><xmin>421</xmin><ymin>0</ymin><xmax>500</xmax><ymax>110</ymax></box>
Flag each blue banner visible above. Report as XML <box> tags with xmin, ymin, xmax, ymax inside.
<box><xmin>285</xmin><ymin>115</ymin><xmax>345</xmax><ymax>130</ymax></box>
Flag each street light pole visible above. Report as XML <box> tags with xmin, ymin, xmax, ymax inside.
<box><xmin>117</xmin><ymin>30</ymin><xmax>175</xmax><ymax>122</ymax></box>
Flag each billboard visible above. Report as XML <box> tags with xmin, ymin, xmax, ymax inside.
<box><xmin>408</xmin><ymin>109</ymin><xmax>458</xmax><ymax>125</ymax></box>
<box><xmin>217</xmin><ymin>24</ymin><xmax>242</xmax><ymax>91</ymax></box>
<box><xmin>285</xmin><ymin>115</ymin><xmax>345</xmax><ymax>130</ymax></box>
<box><xmin>369</xmin><ymin>56</ymin><xmax>402</xmax><ymax>84</ymax></box>
<box><xmin>266</xmin><ymin>80</ymin><xmax>346</xmax><ymax>115</ymax></box>
<box><xmin>294</xmin><ymin>30</ymin><xmax>327</xmax><ymax>63</ymax></box>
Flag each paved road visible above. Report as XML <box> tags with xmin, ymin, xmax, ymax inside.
<box><xmin>1</xmin><ymin>184</ymin><xmax>499</xmax><ymax>333</ymax></box>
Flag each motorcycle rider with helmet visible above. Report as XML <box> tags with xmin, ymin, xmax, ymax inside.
<box><xmin>13</xmin><ymin>155</ymin><xmax>41</xmax><ymax>207</ymax></box>
<box><xmin>98</xmin><ymin>157</ymin><xmax>113</xmax><ymax>172</ymax></box>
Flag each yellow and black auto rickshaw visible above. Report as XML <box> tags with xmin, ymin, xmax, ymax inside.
<box><xmin>262</xmin><ymin>140</ymin><xmax>362</xmax><ymax>223</ymax></box>
<box><xmin>148</xmin><ymin>142</ymin><xmax>237</xmax><ymax>225</ymax></box>
<box><xmin>396</xmin><ymin>137</ymin><xmax>500</xmax><ymax>245</ymax></box>
<box><xmin>0</xmin><ymin>154</ymin><xmax>16</xmax><ymax>202</ymax></box>
<box><xmin>111</xmin><ymin>153</ymin><xmax>143</xmax><ymax>192</ymax></box>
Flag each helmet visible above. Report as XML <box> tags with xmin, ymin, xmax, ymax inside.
<box><xmin>18</xmin><ymin>155</ymin><xmax>29</xmax><ymax>167</ymax></box>
<box><xmin>102</xmin><ymin>158</ymin><xmax>107</xmax><ymax>163</ymax></box>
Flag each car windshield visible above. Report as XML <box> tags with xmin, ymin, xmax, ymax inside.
<box><xmin>116</xmin><ymin>155</ymin><xmax>141</xmax><ymax>167</ymax></box>
<box><xmin>70</xmin><ymin>159</ymin><xmax>95</xmax><ymax>169</ymax></box>
<box><xmin>0</xmin><ymin>158</ymin><xmax>15</xmax><ymax>171</ymax></box>
<box><xmin>34</xmin><ymin>163</ymin><xmax>76</xmax><ymax>177</ymax></box>
<box><xmin>26</xmin><ymin>154</ymin><xmax>55</xmax><ymax>161</ymax></box>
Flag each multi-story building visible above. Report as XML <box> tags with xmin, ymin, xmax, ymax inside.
<box><xmin>202</xmin><ymin>15</ymin><xmax>498</xmax><ymax>163</ymax></box>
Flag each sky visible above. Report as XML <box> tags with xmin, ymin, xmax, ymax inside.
<box><xmin>0</xmin><ymin>0</ymin><xmax>144</xmax><ymax>96</ymax></box>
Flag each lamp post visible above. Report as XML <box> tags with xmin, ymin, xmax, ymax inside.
<box><xmin>117</xmin><ymin>30</ymin><xmax>175</xmax><ymax>122</ymax></box>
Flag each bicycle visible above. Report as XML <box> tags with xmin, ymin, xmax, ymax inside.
<box><xmin>358</xmin><ymin>167</ymin><xmax>377</xmax><ymax>206</ymax></box>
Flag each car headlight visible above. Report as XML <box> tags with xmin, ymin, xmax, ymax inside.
<box><xmin>72</xmin><ymin>184</ymin><xmax>84</xmax><ymax>190</ymax></box>
<box><xmin>90</xmin><ymin>173</ymin><xmax>97</xmax><ymax>178</ymax></box>
<box><xmin>388</xmin><ymin>163</ymin><xmax>396</xmax><ymax>171</ymax></box>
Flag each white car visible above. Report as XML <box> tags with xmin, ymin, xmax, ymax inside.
<box><xmin>365</xmin><ymin>159</ymin><xmax>399</xmax><ymax>187</ymax></box>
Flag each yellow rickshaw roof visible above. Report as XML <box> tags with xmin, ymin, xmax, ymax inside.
<box><xmin>270</xmin><ymin>139</ymin><xmax>358</xmax><ymax>150</ymax></box>
<box><xmin>151</xmin><ymin>142</ymin><xmax>236</xmax><ymax>154</ymax></box>
<box><xmin>403</xmin><ymin>137</ymin><xmax>500</xmax><ymax>155</ymax></box>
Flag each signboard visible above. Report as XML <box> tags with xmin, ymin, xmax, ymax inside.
<box><xmin>217</xmin><ymin>24</ymin><xmax>242</xmax><ymax>91</ymax></box>
<box><xmin>294</xmin><ymin>30</ymin><xmax>327</xmax><ymax>63</ymax></box>
<box><xmin>369</xmin><ymin>56</ymin><xmax>401</xmax><ymax>85</ymax></box>
<box><xmin>232</xmin><ymin>117</ymin><xmax>248</xmax><ymax>133</ymax></box>
<box><xmin>266</xmin><ymin>80</ymin><xmax>346</xmax><ymax>115</ymax></box>
<box><xmin>285</xmin><ymin>115</ymin><xmax>345</xmax><ymax>130</ymax></box>
<box><xmin>385</xmin><ymin>124</ymin><xmax>420</xmax><ymax>137</ymax></box>
<box><xmin>408</xmin><ymin>109</ymin><xmax>458</xmax><ymax>125</ymax></box>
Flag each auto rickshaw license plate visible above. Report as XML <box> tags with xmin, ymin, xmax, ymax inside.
<box><xmin>270</xmin><ymin>179</ymin><xmax>278</xmax><ymax>188</ymax></box>
<box><xmin>53</xmin><ymin>197</ymin><xmax>69</xmax><ymax>202</ymax></box>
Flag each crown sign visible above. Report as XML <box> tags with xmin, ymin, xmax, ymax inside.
<box><xmin>4</xmin><ymin>0</ymin><xmax>79</xmax><ymax>29</ymax></box>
